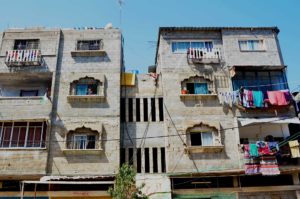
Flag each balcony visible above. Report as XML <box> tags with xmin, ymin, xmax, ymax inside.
<box><xmin>5</xmin><ymin>49</ymin><xmax>42</xmax><ymax>67</ymax></box>
<box><xmin>0</xmin><ymin>73</ymin><xmax>52</xmax><ymax>120</ymax></box>
<box><xmin>187</xmin><ymin>48</ymin><xmax>222</xmax><ymax>64</ymax></box>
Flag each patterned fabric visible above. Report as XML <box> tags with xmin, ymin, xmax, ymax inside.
<box><xmin>257</xmin><ymin>141</ymin><xmax>270</xmax><ymax>155</ymax></box>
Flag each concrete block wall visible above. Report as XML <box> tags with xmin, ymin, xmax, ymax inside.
<box><xmin>48</xmin><ymin>28</ymin><xmax>122</xmax><ymax>176</ymax></box>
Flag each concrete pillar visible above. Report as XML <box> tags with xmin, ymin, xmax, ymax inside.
<box><xmin>132</xmin><ymin>98</ymin><xmax>136</xmax><ymax>122</ymax></box>
<box><xmin>125</xmin><ymin>98</ymin><xmax>129</xmax><ymax>122</ymax></box>
<box><xmin>133</xmin><ymin>148</ymin><xmax>137</xmax><ymax>170</ymax></box>
<box><xmin>141</xmin><ymin>147</ymin><xmax>145</xmax><ymax>173</ymax></box>
<box><xmin>140</xmin><ymin>98</ymin><xmax>144</xmax><ymax>122</ymax></box>
<box><xmin>149</xmin><ymin>147</ymin><xmax>153</xmax><ymax>173</ymax></box>
<box><xmin>292</xmin><ymin>172</ymin><xmax>299</xmax><ymax>185</ymax></box>
<box><xmin>155</xmin><ymin>97</ymin><xmax>160</xmax><ymax>122</ymax></box>
<box><xmin>233</xmin><ymin>176</ymin><xmax>239</xmax><ymax>187</ymax></box>
<box><xmin>125</xmin><ymin>148</ymin><xmax>129</xmax><ymax>164</ymax></box>
<box><xmin>157</xmin><ymin>147</ymin><xmax>162</xmax><ymax>173</ymax></box>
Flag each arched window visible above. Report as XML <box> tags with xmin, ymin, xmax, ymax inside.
<box><xmin>66</xmin><ymin>127</ymin><xmax>100</xmax><ymax>150</ymax></box>
<box><xmin>181</xmin><ymin>75</ymin><xmax>215</xmax><ymax>95</ymax></box>
<box><xmin>70</xmin><ymin>77</ymin><xmax>103</xmax><ymax>96</ymax></box>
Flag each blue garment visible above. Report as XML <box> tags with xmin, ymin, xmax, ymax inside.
<box><xmin>194</xmin><ymin>83</ymin><xmax>208</xmax><ymax>94</ymax></box>
<box><xmin>253</xmin><ymin>90</ymin><xmax>264</xmax><ymax>107</ymax></box>
<box><xmin>268</xmin><ymin>142</ymin><xmax>279</xmax><ymax>151</ymax></box>
<box><xmin>76</xmin><ymin>84</ymin><xmax>88</xmax><ymax>95</ymax></box>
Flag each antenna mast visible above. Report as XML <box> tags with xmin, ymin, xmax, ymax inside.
<box><xmin>117</xmin><ymin>0</ymin><xmax>124</xmax><ymax>29</ymax></box>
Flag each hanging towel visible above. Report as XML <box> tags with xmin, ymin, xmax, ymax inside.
<box><xmin>243</xmin><ymin>89</ymin><xmax>250</xmax><ymax>108</ymax></box>
<box><xmin>288</xmin><ymin>140</ymin><xmax>300</xmax><ymax>158</ymax></box>
<box><xmin>247</xmin><ymin>90</ymin><xmax>254</xmax><ymax>106</ymax></box>
<box><xmin>243</xmin><ymin>144</ymin><xmax>250</xmax><ymax>158</ymax></box>
<box><xmin>257</xmin><ymin>141</ymin><xmax>270</xmax><ymax>155</ymax></box>
<box><xmin>267</xmin><ymin>91</ymin><xmax>289</xmax><ymax>106</ymax></box>
<box><xmin>260</xmin><ymin>164</ymin><xmax>280</xmax><ymax>176</ymax></box>
<box><xmin>252</xmin><ymin>91</ymin><xmax>264</xmax><ymax>107</ymax></box>
<box><xmin>245</xmin><ymin>164</ymin><xmax>260</xmax><ymax>175</ymax></box>
<box><xmin>249</xmin><ymin>143</ymin><xmax>259</xmax><ymax>157</ymax></box>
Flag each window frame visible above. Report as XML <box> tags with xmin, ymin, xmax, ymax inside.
<box><xmin>238</xmin><ymin>39</ymin><xmax>265</xmax><ymax>52</ymax></box>
<box><xmin>67</xmin><ymin>128</ymin><xmax>99</xmax><ymax>150</ymax></box>
<box><xmin>190</xmin><ymin>131</ymin><xmax>214</xmax><ymax>146</ymax></box>
<box><xmin>13</xmin><ymin>39</ymin><xmax>40</xmax><ymax>50</ymax></box>
<box><xmin>171</xmin><ymin>40</ymin><xmax>214</xmax><ymax>54</ymax></box>
<box><xmin>0</xmin><ymin>121</ymin><xmax>46</xmax><ymax>149</ymax></box>
<box><xmin>76</xmin><ymin>40</ymin><xmax>103</xmax><ymax>51</ymax></box>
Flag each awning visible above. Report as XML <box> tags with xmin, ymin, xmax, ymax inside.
<box><xmin>238</xmin><ymin>117</ymin><xmax>300</xmax><ymax>126</ymax></box>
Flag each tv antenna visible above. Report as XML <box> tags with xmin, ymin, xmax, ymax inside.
<box><xmin>117</xmin><ymin>0</ymin><xmax>124</xmax><ymax>29</ymax></box>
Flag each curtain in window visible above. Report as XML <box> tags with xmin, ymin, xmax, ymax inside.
<box><xmin>172</xmin><ymin>42</ymin><xmax>190</xmax><ymax>52</ymax></box>
<box><xmin>194</xmin><ymin>83</ymin><xmax>208</xmax><ymax>94</ymax></box>
<box><xmin>74</xmin><ymin>136</ymin><xmax>87</xmax><ymax>149</ymax></box>
<box><xmin>204</xmin><ymin>42</ymin><xmax>213</xmax><ymax>51</ymax></box>
<box><xmin>201</xmin><ymin>132</ymin><xmax>213</xmax><ymax>146</ymax></box>
<box><xmin>191</xmin><ymin>42</ymin><xmax>204</xmax><ymax>49</ymax></box>
<box><xmin>239</xmin><ymin>41</ymin><xmax>248</xmax><ymax>51</ymax></box>
<box><xmin>76</xmin><ymin>84</ymin><xmax>88</xmax><ymax>95</ymax></box>
<box><xmin>271</xmin><ymin>71</ymin><xmax>286</xmax><ymax>90</ymax></box>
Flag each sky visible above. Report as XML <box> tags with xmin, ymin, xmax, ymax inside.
<box><xmin>0</xmin><ymin>0</ymin><xmax>299</xmax><ymax>90</ymax></box>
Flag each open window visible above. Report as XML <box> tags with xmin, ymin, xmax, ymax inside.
<box><xmin>65</xmin><ymin>127</ymin><xmax>102</xmax><ymax>154</ymax></box>
<box><xmin>68</xmin><ymin>76</ymin><xmax>105</xmax><ymax>102</ymax></box>
<box><xmin>185</xmin><ymin>123</ymin><xmax>223</xmax><ymax>153</ymax></box>
<box><xmin>180</xmin><ymin>75</ymin><xmax>217</xmax><ymax>99</ymax></box>
<box><xmin>14</xmin><ymin>39</ymin><xmax>40</xmax><ymax>50</ymax></box>
<box><xmin>71</xmin><ymin>40</ymin><xmax>106</xmax><ymax>57</ymax></box>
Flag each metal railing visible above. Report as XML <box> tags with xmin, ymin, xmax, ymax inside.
<box><xmin>187</xmin><ymin>48</ymin><xmax>221</xmax><ymax>60</ymax></box>
<box><xmin>5</xmin><ymin>49</ymin><xmax>42</xmax><ymax>66</ymax></box>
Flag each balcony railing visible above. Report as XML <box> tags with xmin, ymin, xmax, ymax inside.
<box><xmin>5</xmin><ymin>49</ymin><xmax>42</xmax><ymax>66</ymax></box>
<box><xmin>187</xmin><ymin>48</ymin><xmax>221</xmax><ymax>64</ymax></box>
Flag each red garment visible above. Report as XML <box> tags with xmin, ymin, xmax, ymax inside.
<box><xmin>247</xmin><ymin>90</ymin><xmax>253</xmax><ymax>106</ymax></box>
<box><xmin>267</xmin><ymin>91</ymin><xmax>289</xmax><ymax>106</ymax></box>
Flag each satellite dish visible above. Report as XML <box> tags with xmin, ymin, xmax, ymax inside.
<box><xmin>105</xmin><ymin>23</ymin><xmax>113</xmax><ymax>29</ymax></box>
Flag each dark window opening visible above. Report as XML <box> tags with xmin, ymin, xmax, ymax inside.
<box><xmin>86</xmin><ymin>135</ymin><xmax>96</xmax><ymax>149</ymax></box>
<box><xmin>136</xmin><ymin>98</ymin><xmax>141</xmax><ymax>122</ymax></box>
<box><xmin>14</xmin><ymin>39</ymin><xmax>39</xmax><ymax>50</ymax></box>
<box><xmin>161</xmin><ymin>147</ymin><xmax>166</xmax><ymax>173</ymax></box>
<box><xmin>186</xmin><ymin>83</ymin><xmax>208</xmax><ymax>94</ymax></box>
<box><xmin>145</xmin><ymin>148</ymin><xmax>150</xmax><ymax>173</ymax></box>
<box><xmin>240</xmin><ymin>175</ymin><xmax>293</xmax><ymax>187</ymax></box>
<box><xmin>128</xmin><ymin>148</ymin><xmax>133</xmax><ymax>165</ymax></box>
<box><xmin>137</xmin><ymin>148</ymin><xmax>141</xmax><ymax>173</ymax></box>
<box><xmin>159</xmin><ymin>98</ymin><xmax>164</xmax><ymax>121</ymax></box>
<box><xmin>151</xmin><ymin>98</ymin><xmax>156</xmax><ymax>122</ymax></box>
<box><xmin>20</xmin><ymin>90</ymin><xmax>39</xmax><ymax>97</ymax></box>
<box><xmin>77</xmin><ymin>40</ymin><xmax>102</xmax><ymax>51</ymax></box>
<box><xmin>172</xmin><ymin>177</ymin><xmax>234</xmax><ymax>189</ymax></box>
<box><xmin>121</xmin><ymin>98</ymin><xmax>126</xmax><ymax>122</ymax></box>
<box><xmin>191</xmin><ymin>132</ymin><xmax>202</xmax><ymax>146</ymax></box>
<box><xmin>143</xmin><ymin>98</ymin><xmax>148</xmax><ymax>122</ymax></box>
<box><xmin>128</xmin><ymin>98</ymin><xmax>133</xmax><ymax>122</ymax></box>
<box><xmin>153</xmin><ymin>148</ymin><xmax>158</xmax><ymax>173</ymax></box>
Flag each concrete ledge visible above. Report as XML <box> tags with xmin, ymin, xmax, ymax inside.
<box><xmin>184</xmin><ymin>145</ymin><xmax>224</xmax><ymax>153</ymax></box>
<box><xmin>67</xmin><ymin>95</ymin><xmax>105</xmax><ymax>102</ymax></box>
<box><xmin>180</xmin><ymin>94</ymin><xmax>218</xmax><ymax>99</ymax></box>
<box><xmin>62</xmin><ymin>149</ymin><xmax>103</xmax><ymax>155</ymax></box>
<box><xmin>71</xmin><ymin>50</ymin><xmax>106</xmax><ymax>57</ymax></box>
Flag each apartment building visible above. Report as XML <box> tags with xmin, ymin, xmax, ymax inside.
<box><xmin>0</xmin><ymin>25</ymin><xmax>299</xmax><ymax>199</ymax></box>
<box><xmin>0</xmin><ymin>27</ymin><xmax>122</xmax><ymax>198</ymax></box>
<box><xmin>155</xmin><ymin>27</ymin><xmax>300</xmax><ymax>199</ymax></box>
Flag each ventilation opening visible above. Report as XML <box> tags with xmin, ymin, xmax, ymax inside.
<box><xmin>128</xmin><ymin>98</ymin><xmax>133</xmax><ymax>122</ymax></box>
<box><xmin>159</xmin><ymin>97</ymin><xmax>164</xmax><ymax>121</ymax></box>
<box><xmin>143</xmin><ymin>98</ymin><xmax>148</xmax><ymax>122</ymax></box>
<box><xmin>145</xmin><ymin>148</ymin><xmax>150</xmax><ymax>173</ymax></box>
<box><xmin>161</xmin><ymin>147</ymin><xmax>166</xmax><ymax>173</ymax></box>
<box><xmin>153</xmin><ymin>147</ymin><xmax>158</xmax><ymax>173</ymax></box>
<box><xmin>151</xmin><ymin>98</ymin><xmax>156</xmax><ymax>122</ymax></box>
<box><xmin>120</xmin><ymin>148</ymin><xmax>126</xmax><ymax>166</ymax></box>
<box><xmin>137</xmin><ymin>148</ymin><xmax>141</xmax><ymax>173</ymax></box>
<box><xmin>136</xmin><ymin>98</ymin><xmax>141</xmax><ymax>122</ymax></box>
<box><xmin>128</xmin><ymin>148</ymin><xmax>133</xmax><ymax>165</ymax></box>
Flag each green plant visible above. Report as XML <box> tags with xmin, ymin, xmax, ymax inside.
<box><xmin>108</xmin><ymin>164</ymin><xmax>148</xmax><ymax>199</ymax></box>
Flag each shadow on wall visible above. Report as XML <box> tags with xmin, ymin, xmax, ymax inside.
<box><xmin>72</xmin><ymin>55</ymin><xmax>111</xmax><ymax>63</ymax></box>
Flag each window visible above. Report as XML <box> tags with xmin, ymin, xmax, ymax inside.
<box><xmin>14</xmin><ymin>39</ymin><xmax>39</xmax><ymax>50</ymax></box>
<box><xmin>190</xmin><ymin>132</ymin><xmax>213</xmax><ymax>146</ymax></box>
<box><xmin>67</xmin><ymin>127</ymin><xmax>99</xmax><ymax>150</ymax></box>
<box><xmin>186</xmin><ymin>83</ymin><xmax>208</xmax><ymax>94</ymax></box>
<box><xmin>20</xmin><ymin>90</ymin><xmax>39</xmax><ymax>97</ymax></box>
<box><xmin>239</xmin><ymin>40</ymin><xmax>264</xmax><ymax>51</ymax></box>
<box><xmin>77</xmin><ymin>40</ymin><xmax>103</xmax><ymax>51</ymax></box>
<box><xmin>0</xmin><ymin>121</ymin><xmax>47</xmax><ymax>148</ymax></box>
<box><xmin>172</xmin><ymin>41</ymin><xmax>213</xmax><ymax>53</ymax></box>
<box><xmin>232</xmin><ymin>70</ymin><xmax>287</xmax><ymax>94</ymax></box>
<box><xmin>70</xmin><ymin>77</ymin><xmax>102</xmax><ymax>96</ymax></box>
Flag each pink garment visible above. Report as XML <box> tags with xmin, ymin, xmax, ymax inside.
<box><xmin>267</xmin><ymin>91</ymin><xmax>289</xmax><ymax>106</ymax></box>
<box><xmin>244</xmin><ymin>144</ymin><xmax>250</xmax><ymax>158</ymax></box>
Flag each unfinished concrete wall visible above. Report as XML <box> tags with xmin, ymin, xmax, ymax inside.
<box><xmin>48</xmin><ymin>28</ymin><xmax>122</xmax><ymax>176</ymax></box>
